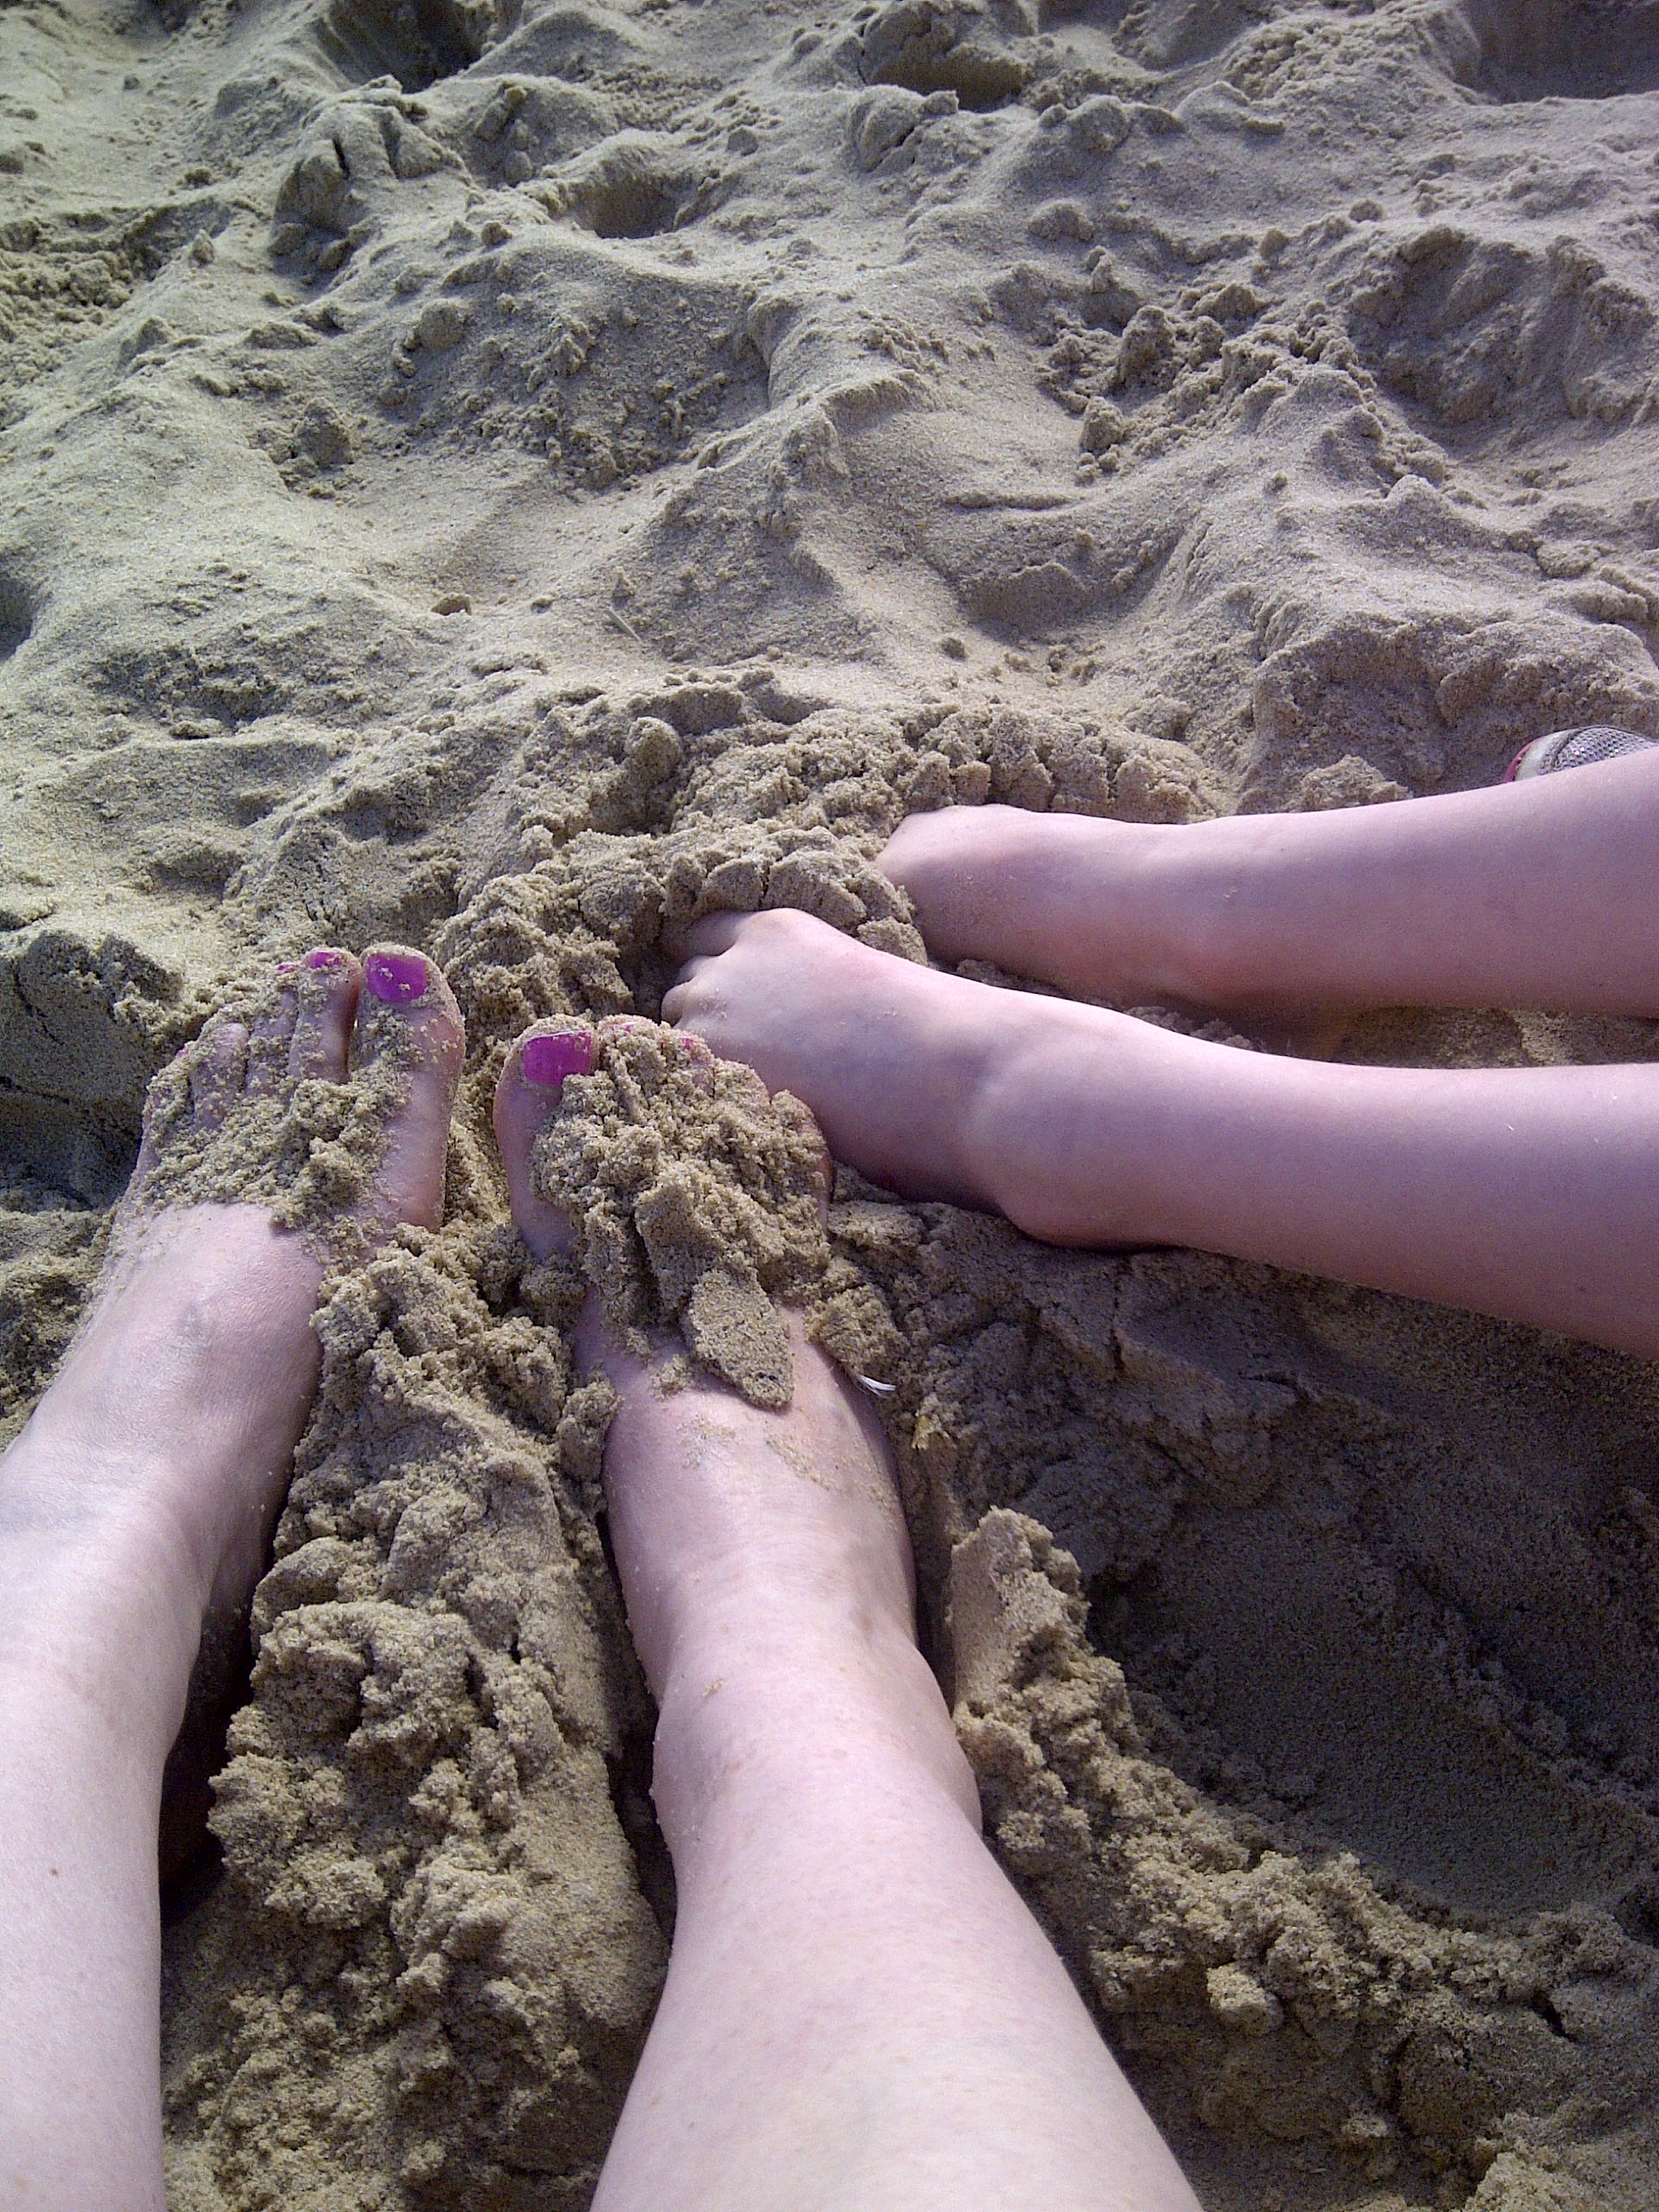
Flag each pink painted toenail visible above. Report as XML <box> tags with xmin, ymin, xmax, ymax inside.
<box><xmin>306</xmin><ymin>947</ymin><xmax>346</xmax><ymax>971</ymax></box>
<box><xmin>276</xmin><ymin>961</ymin><xmax>299</xmax><ymax>976</ymax></box>
<box><xmin>365</xmin><ymin>950</ymin><xmax>429</xmax><ymax>1004</ymax></box>
<box><xmin>521</xmin><ymin>1031</ymin><xmax>594</xmax><ymax>1086</ymax></box>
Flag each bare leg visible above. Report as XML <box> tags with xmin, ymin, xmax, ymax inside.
<box><xmin>881</xmin><ymin>748</ymin><xmax>1659</xmax><ymax>1019</ymax></box>
<box><xmin>0</xmin><ymin>949</ymin><xmax>463</xmax><ymax>2212</ymax></box>
<box><xmin>494</xmin><ymin>1035</ymin><xmax>1200</xmax><ymax>2212</ymax></box>
<box><xmin>663</xmin><ymin>912</ymin><xmax>1659</xmax><ymax>1360</ymax></box>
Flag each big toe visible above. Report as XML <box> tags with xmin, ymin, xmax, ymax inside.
<box><xmin>493</xmin><ymin>1021</ymin><xmax>596</xmax><ymax>1261</ymax></box>
<box><xmin>353</xmin><ymin>947</ymin><xmax>466</xmax><ymax>1231</ymax></box>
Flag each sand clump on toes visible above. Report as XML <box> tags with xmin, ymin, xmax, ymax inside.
<box><xmin>3</xmin><ymin>0</ymin><xmax>1659</xmax><ymax>2204</ymax></box>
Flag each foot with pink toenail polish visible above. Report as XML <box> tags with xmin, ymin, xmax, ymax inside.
<box><xmin>492</xmin><ymin>1023</ymin><xmax>598</xmax><ymax>1259</ymax></box>
<box><xmin>481</xmin><ymin>1014</ymin><xmax>1188</xmax><ymax>2212</ymax></box>
<box><xmin>1</xmin><ymin>940</ymin><xmax>467</xmax><ymax>1902</ymax></box>
<box><xmin>363</xmin><ymin>947</ymin><xmax>431</xmax><ymax>1004</ymax></box>
<box><xmin>520</xmin><ymin>1029</ymin><xmax>595</xmax><ymax>1089</ymax></box>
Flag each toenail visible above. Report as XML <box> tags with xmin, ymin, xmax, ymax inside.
<box><xmin>276</xmin><ymin>961</ymin><xmax>299</xmax><ymax>976</ymax></box>
<box><xmin>521</xmin><ymin>1030</ymin><xmax>594</xmax><ymax>1086</ymax></box>
<box><xmin>306</xmin><ymin>947</ymin><xmax>346</xmax><ymax>971</ymax></box>
<box><xmin>365</xmin><ymin>950</ymin><xmax>429</xmax><ymax>1004</ymax></box>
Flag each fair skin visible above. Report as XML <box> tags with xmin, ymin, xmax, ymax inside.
<box><xmin>875</xmin><ymin>747</ymin><xmax>1659</xmax><ymax>1021</ymax></box>
<box><xmin>0</xmin><ymin>948</ymin><xmax>467</xmax><ymax>2212</ymax></box>
<box><xmin>664</xmin><ymin>749</ymin><xmax>1659</xmax><ymax>1361</ymax></box>
<box><xmin>0</xmin><ymin>963</ymin><xmax>1198</xmax><ymax>2210</ymax></box>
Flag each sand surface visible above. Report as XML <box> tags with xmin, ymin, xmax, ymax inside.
<box><xmin>4</xmin><ymin>0</ymin><xmax>1659</xmax><ymax>2203</ymax></box>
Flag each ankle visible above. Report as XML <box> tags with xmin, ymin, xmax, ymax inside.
<box><xmin>651</xmin><ymin>1605</ymin><xmax>979</xmax><ymax>1856</ymax></box>
<box><xmin>0</xmin><ymin>1494</ymin><xmax>203</xmax><ymax>1770</ymax></box>
<box><xmin>7</xmin><ymin>1388</ymin><xmax>253</xmax><ymax>1631</ymax></box>
<box><xmin>1039</xmin><ymin>816</ymin><xmax>1272</xmax><ymax>1014</ymax></box>
<box><xmin>957</xmin><ymin>999</ymin><xmax>1198</xmax><ymax>1246</ymax></box>
<box><xmin>1149</xmin><ymin>817</ymin><xmax>1304</xmax><ymax>1012</ymax></box>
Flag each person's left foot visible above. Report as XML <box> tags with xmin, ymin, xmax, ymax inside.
<box><xmin>0</xmin><ymin>946</ymin><xmax>465</xmax><ymax>1861</ymax></box>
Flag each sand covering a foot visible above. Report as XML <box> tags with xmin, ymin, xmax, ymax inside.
<box><xmin>121</xmin><ymin>958</ymin><xmax>424</xmax><ymax>1266</ymax></box>
<box><xmin>528</xmin><ymin>1019</ymin><xmax>830</xmax><ymax>1408</ymax></box>
<box><xmin>6</xmin><ymin>0</ymin><xmax>1659</xmax><ymax>2203</ymax></box>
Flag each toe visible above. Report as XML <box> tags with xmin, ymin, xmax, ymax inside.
<box><xmin>672</xmin><ymin>1028</ymin><xmax>717</xmax><ymax>1091</ymax></box>
<box><xmin>715</xmin><ymin>1058</ymin><xmax>772</xmax><ymax>1116</ymax></box>
<box><xmin>353</xmin><ymin>946</ymin><xmax>466</xmax><ymax>1231</ymax></box>
<box><xmin>773</xmin><ymin>1090</ymin><xmax>835</xmax><ymax>1216</ymax></box>
<box><xmin>289</xmin><ymin>947</ymin><xmax>360</xmax><ymax>1081</ymax></box>
<box><xmin>130</xmin><ymin>1046</ymin><xmax>190</xmax><ymax>1186</ymax></box>
<box><xmin>245</xmin><ymin>973</ymin><xmax>300</xmax><ymax>1096</ymax></box>
<box><xmin>190</xmin><ymin>1017</ymin><xmax>250</xmax><ymax>1128</ymax></box>
<box><xmin>492</xmin><ymin>1021</ymin><xmax>595</xmax><ymax>1262</ymax></box>
<box><xmin>659</xmin><ymin>969</ymin><xmax>705</xmax><ymax>1027</ymax></box>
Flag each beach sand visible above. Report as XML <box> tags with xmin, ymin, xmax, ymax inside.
<box><xmin>3</xmin><ymin>0</ymin><xmax>1659</xmax><ymax>2203</ymax></box>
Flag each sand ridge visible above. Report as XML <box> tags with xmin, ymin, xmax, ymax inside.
<box><xmin>3</xmin><ymin>0</ymin><xmax>1659</xmax><ymax>2203</ymax></box>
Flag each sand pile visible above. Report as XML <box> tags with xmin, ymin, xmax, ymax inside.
<box><xmin>531</xmin><ymin>1014</ymin><xmax>832</xmax><ymax>1405</ymax></box>
<box><xmin>127</xmin><ymin>952</ymin><xmax>432</xmax><ymax>1261</ymax></box>
<box><xmin>4</xmin><ymin>0</ymin><xmax>1659</xmax><ymax>2202</ymax></box>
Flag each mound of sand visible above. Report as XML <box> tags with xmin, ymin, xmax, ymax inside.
<box><xmin>531</xmin><ymin>1014</ymin><xmax>832</xmax><ymax>1405</ymax></box>
<box><xmin>4</xmin><ymin>0</ymin><xmax>1659</xmax><ymax>2204</ymax></box>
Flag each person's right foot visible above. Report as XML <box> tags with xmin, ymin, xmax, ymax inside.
<box><xmin>0</xmin><ymin>946</ymin><xmax>465</xmax><ymax>1856</ymax></box>
<box><xmin>491</xmin><ymin>1020</ymin><xmax>975</xmax><ymax>1808</ymax></box>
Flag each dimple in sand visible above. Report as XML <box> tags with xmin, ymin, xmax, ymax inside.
<box><xmin>3</xmin><ymin>734</ymin><xmax>1659</xmax><ymax>2209</ymax></box>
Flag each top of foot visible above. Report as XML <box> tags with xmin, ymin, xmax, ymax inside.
<box><xmin>10</xmin><ymin>947</ymin><xmax>466</xmax><ymax>1871</ymax></box>
<box><xmin>124</xmin><ymin>944</ymin><xmax>465</xmax><ymax>1267</ymax></box>
<box><xmin>492</xmin><ymin>1014</ymin><xmax>830</xmax><ymax>1408</ymax></box>
<box><xmin>50</xmin><ymin>945</ymin><xmax>466</xmax><ymax>1520</ymax></box>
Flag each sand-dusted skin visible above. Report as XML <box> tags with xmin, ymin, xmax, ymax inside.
<box><xmin>126</xmin><ymin>948</ymin><xmax>430</xmax><ymax>1268</ymax></box>
<box><xmin>7</xmin><ymin>691</ymin><xmax>1655</xmax><ymax>2212</ymax></box>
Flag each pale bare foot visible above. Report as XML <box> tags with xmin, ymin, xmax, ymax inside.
<box><xmin>493</xmin><ymin>1024</ymin><xmax>1195</xmax><ymax>2212</ymax></box>
<box><xmin>0</xmin><ymin>946</ymin><xmax>466</xmax><ymax>1867</ymax></box>
<box><xmin>0</xmin><ymin>946</ymin><xmax>465</xmax><ymax>2209</ymax></box>
<box><xmin>658</xmin><ymin>907</ymin><xmax>1190</xmax><ymax>1244</ymax></box>
<box><xmin>491</xmin><ymin>1009</ymin><xmax>972</xmax><ymax>1781</ymax></box>
<box><xmin>658</xmin><ymin>908</ymin><xmax>1039</xmax><ymax>1209</ymax></box>
<box><xmin>880</xmin><ymin>805</ymin><xmax>1349</xmax><ymax>1052</ymax></box>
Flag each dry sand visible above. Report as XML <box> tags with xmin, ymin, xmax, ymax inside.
<box><xmin>4</xmin><ymin>0</ymin><xmax>1659</xmax><ymax>2203</ymax></box>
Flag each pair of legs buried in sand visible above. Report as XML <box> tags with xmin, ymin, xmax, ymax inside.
<box><xmin>5</xmin><ymin>742</ymin><xmax>1659</xmax><ymax>2211</ymax></box>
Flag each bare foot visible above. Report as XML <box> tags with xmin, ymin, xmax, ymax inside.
<box><xmin>658</xmin><ymin>907</ymin><xmax>1189</xmax><ymax>1244</ymax></box>
<box><xmin>658</xmin><ymin>909</ymin><xmax>1043</xmax><ymax>1210</ymax></box>
<box><xmin>491</xmin><ymin>1015</ymin><xmax>971</xmax><ymax>1771</ymax></box>
<box><xmin>493</xmin><ymin>1028</ymin><xmax>1188</xmax><ymax>2212</ymax></box>
<box><xmin>0</xmin><ymin>946</ymin><xmax>465</xmax><ymax>1861</ymax></box>
<box><xmin>880</xmin><ymin>805</ymin><xmax>1349</xmax><ymax>1052</ymax></box>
